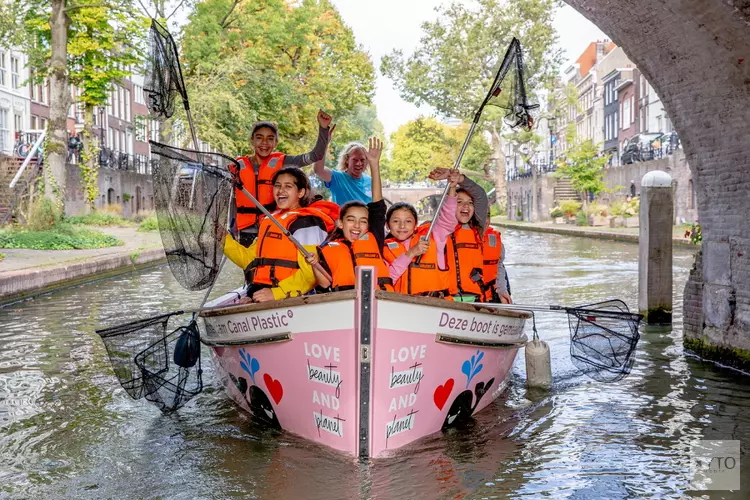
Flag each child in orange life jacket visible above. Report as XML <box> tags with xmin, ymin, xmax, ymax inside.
<box><xmin>428</xmin><ymin>168</ymin><xmax>492</xmax><ymax>302</ymax></box>
<box><xmin>482</xmin><ymin>207</ymin><xmax>512</xmax><ymax>303</ymax></box>
<box><xmin>232</xmin><ymin>110</ymin><xmax>333</xmax><ymax>247</ymax></box>
<box><xmin>308</xmin><ymin>138</ymin><xmax>393</xmax><ymax>291</ymax></box>
<box><xmin>382</xmin><ymin>170</ymin><xmax>461</xmax><ymax>298</ymax></box>
<box><xmin>221</xmin><ymin>167</ymin><xmax>335</xmax><ymax>303</ymax></box>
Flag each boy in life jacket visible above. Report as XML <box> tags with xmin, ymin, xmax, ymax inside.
<box><xmin>232</xmin><ymin>110</ymin><xmax>333</xmax><ymax>247</ymax></box>
<box><xmin>428</xmin><ymin>168</ymin><xmax>491</xmax><ymax>302</ymax></box>
<box><xmin>482</xmin><ymin>208</ymin><xmax>512</xmax><ymax>303</ymax></box>
<box><xmin>309</xmin><ymin>138</ymin><xmax>393</xmax><ymax>292</ymax></box>
<box><xmin>382</xmin><ymin>170</ymin><xmax>461</xmax><ymax>298</ymax></box>
<box><xmin>221</xmin><ymin>167</ymin><xmax>335</xmax><ymax>302</ymax></box>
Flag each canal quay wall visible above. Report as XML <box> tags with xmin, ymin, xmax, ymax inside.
<box><xmin>0</xmin><ymin>227</ymin><xmax>165</xmax><ymax>306</ymax></box>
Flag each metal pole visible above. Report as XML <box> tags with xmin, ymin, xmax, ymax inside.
<box><xmin>9</xmin><ymin>130</ymin><xmax>46</xmax><ymax>189</ymax></box>
<box><xmin>422</xmin><ymin>119</ymin><xmax>479</xmax><ymax>243</ymax></box>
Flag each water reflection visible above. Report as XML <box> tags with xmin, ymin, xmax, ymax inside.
<box><xmin>0</xmin><ymin>230</ymin><xmax>747</xmax><ymax>498</ymax></box>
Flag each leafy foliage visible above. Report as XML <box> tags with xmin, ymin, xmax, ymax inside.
<box><xmin>180</xmin><ymin>0</ymin><xmax>377</xmax><ymax>154</ymax></box>
<box><xmin>386</xmin><ymin>117</ymin><xmax>492</xmax><ymax>182</ymax></box>
<box><xmin>137</xmin><ymin>214</ymin><xmax>159</xmax><ymax>231</ymax></box>
<box><xmin>0</xmin><ymin>225</ymin><xmax>123</xmax><ymax>250</ymax></box>
<box><xmin>555</xmin><ymin>138</ymin><xmax>609</xmax><ymax>197</ymax></box>
<box><xmin>66</xmin><ymin>212</ymin><xmax>131</xmax><ymax>226</ymax></box>
<box><xmin>29</xmin><ymin>198</ymin><xmax>63</xmax><ymax>231</ymax></box>
<box><xmin>559</xmin><ymin>199</ymin><xmax>582</xmax><ymax>218</ymax></box>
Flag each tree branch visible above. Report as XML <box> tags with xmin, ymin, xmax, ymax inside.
<box><xmin>220</xmin><ymin>0</ymin><xmax>241</xmax><ymax>28</ymax></box>
<box><xmin>167</xmin><ymin>0</ymin><xmax>186</xmax><ymax>20</ymax></box>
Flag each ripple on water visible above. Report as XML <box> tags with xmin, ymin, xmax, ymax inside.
<box><xmin>1</xmin><ymin>231</ymin><xmax>749</xmax><ymax>499</ymax></box>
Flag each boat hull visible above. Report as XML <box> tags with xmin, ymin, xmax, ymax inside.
<box><xmin>201</xmin><ymin>268</ymin><xmax>529</xmax><ymax>458</ymax></box>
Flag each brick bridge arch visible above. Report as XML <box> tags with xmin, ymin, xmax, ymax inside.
<box><xmin>560</xmin><ymin>1</ymin><xmax>749</xmax><ymax>359</ymax></box>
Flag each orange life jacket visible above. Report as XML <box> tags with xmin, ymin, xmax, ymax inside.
<box><xmin>232</xmin><ymin>152</ymin><xmax>285</xmax><ymax>231</ymax></box>
<box><xmin>319</xmin><ymin>233</ymin><xmax>394</xmax><ymax>291</ymax></box>
<box><xmin>482</xmin><ymin>227</ymin><xmax>503</xmax><ymax>302</ymax></box>
<box><xmin>246</xmin><ymin>206</ymin><xmax>335</xmax><ymax>287</ymax></box>
<box><xmin>382</xmin><ymin>223</ymin><xmax>451</xmax><ymax>298</ymax></box>
<box><xmin>447</xmin><ymin>225</ymin><xmax>485</xmax><ymax>299</ymax></box>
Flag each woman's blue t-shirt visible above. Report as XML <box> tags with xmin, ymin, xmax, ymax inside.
<box><xmin>324</xmin><ymin>170</ymin><xmax>373</xmax><ymax>205</ymax></box>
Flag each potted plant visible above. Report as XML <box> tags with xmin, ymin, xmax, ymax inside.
<box><xmin>609</xmin><ymin>200</ymin><xmax>626</xmax><ymax>227</ymax></box>
<box><xmin>622</xmin><ymin>198</ymin><xmax>640</xmax><ymax>227</ymax></box>
<box><xmin>585</xmin><ymin>202</ymin><xmax>609</xmax><ymax>226</ymax></box>
<box><xmin>550</xmin><ymin>206</ymin><xmax>564</xmax><ymax>223</ymax></box>
<box><xmin>560</xmin><ymin>200</ymin><xmax>582</xmax><ymax>224</ymax></box>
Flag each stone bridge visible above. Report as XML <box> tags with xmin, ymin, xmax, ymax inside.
<box><xmin>531</xmin><ymin>0</ymin><xmax>749</xmax><ymax>366</ymax></box>
<box><xmin>382</xmin><ymin>186</ymin><xmax>444</xmax><ymax>207</ymax></box>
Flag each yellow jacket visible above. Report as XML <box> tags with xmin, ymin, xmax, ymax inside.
<box><xmin>224</xmin><ymin>235</ymin><xmax>317</xmax><ymax>300</ymax></box>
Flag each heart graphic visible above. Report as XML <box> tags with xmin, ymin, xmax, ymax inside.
<box><xmin>433</xmin><ymin>378</ymin><xmax>454</xmax><ymax>410</ymax></box>
<box><xmin>263</xmin><ymin>373</ymin><xmax>284</xmax><ymax>404</ymax></box>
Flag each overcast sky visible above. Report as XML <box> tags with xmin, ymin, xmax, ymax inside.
<box><xmin>329</xmin><ymin>0</ymin><xmax>608</xmax><ymax>135</ymax></box>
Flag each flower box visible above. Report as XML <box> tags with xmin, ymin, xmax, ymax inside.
<box><xmin>623</xmin><ymin>217</ymin><xmax>639</xmax><ymax>228</ymax></box>
<box><xmin>589</xmin><ymin>215</ymin><xmax>609</xmax><ymax>227</ymax></box>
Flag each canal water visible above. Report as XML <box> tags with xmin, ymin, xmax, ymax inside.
<box><xmin>0</xmin><ymin>230</ymin><xmax>747</xmax><ymax>499</ymax></box>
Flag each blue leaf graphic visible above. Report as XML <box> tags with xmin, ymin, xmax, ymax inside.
<box><xmin>476</xmin><ymin>351</ymin><xmax>484</xmax><ymax>364</ymax></box>
<box><xmin>240</xmin><ymin>360</ymin><xmax>255</xmax><ymax>383</ymax></box>
<box><xmin>239</xmin><ymin>348</ymin><xmax>248</xmax><ymax>363</ymax></box>
<box><xmin>250</xmin><ymin>358</ymin><xmax>260</xmax><ymax>377</ymax></box>
<box><xmin>461</xmin><ymin>360</ymin><xmax>472</xmax><ymax>387</ymax></box>
<box><xmin>473</xmin><ymin>363</ymin><xmax>484</xmax><ymax>378</ymax></box>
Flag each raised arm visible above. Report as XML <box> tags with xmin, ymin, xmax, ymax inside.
<box><xmin>284</xmin><ymin>110</ymin><xmax>334</xmax><ymax>170</ymax></box>
<box><xmin>366</xmin><ymin>137</ymin><xmax>383</xmax><ymax>202</ymax></box>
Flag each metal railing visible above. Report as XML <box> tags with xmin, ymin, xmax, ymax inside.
<box><xmin>98</xmin><ymin>148</ymin><xmax>156</xmax><ymax>175</ymax></box>
<box><xmin>506</xmin><ymin>160</ymin><xmax>557</xmax><ymax>182</ymax></box>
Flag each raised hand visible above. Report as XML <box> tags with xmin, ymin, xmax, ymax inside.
<box><xmin>428</xmin><ymin>167</ymin><xmax>450</xmax><ymax>181</ymax></box>
<box><xmin>317</xmin><ymin>109</ymin><xmax>333</xmax><ymax>129</ymax></box>
<box><xmin>366</xmin><ymin>137</ymin><xmax>383</xmax><ymax>165</ymax></box>
<box><xmin>447</xmin><ymin>168</ymin><xmax>461</xmax><ymax>187</ymax></box>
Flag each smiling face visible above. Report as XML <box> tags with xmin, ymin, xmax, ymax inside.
<box><xmin>456</xmin><ymin>191</ymin><xmax>475</xmax><ymax>225</ymax></box>
<box><xmin>387</xmin><ymin>207</ymin><xmax>418</xmax><ymax>242</ymax></box>
<box><xmin>251</xmin><ymin>126</ymin><xmax>278</xmax><ymax>159</ymax></box>
<box><xmin>273</xmin><ymin>173</ymin><xmax>305</xmax><ymax>210</ymax></box>
<box><xmin>345</xmin><ymin>148</ymin><xmax>368</xmax><ymax>179</ymax></box>
<box><xmin>339</xmin><ymin>206</ymin><xmax>369</xmax><ymax>241</ymax></box>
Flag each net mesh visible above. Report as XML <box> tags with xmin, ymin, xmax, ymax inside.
<box><xmin>134</xmin><ymin>320</ymin><xmax>203</xmax><ymax>414</ymax></box>
<box><xmin>150</xmin><ymin>141</ymin><xmax>235</xmax><ymax>291</ymax></box>
<box><xmin>485</xmin><ymin>38</ymin><xmax>539</xmax><ymax>131</ymax></box>
<box><xmin>96</xmin><ymin>312</ymin><xmax>203</xmax><ymax>414</ymax></box>
<box><xmin>568</xmin><ymin>300</ymin><xmax>641</xmax><ymax>382</ymax></box>
<box><xmin>144</xmin><ymin>18</ymin><xmax>188</xmax><ymax>120</ymax></box>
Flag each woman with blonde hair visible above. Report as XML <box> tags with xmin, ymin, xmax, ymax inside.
<box><xmin>313</xmin><ymin>135</ymin><xmax>374</xmax><ymax>205</ymax></box>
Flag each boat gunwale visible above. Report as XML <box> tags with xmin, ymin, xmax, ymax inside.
<box><xmin>199</xmin><ymin>289</ymin><xmax>532</xmax><ymax>320</ymax></box>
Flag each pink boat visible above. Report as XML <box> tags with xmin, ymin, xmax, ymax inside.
<box><xmin>200</xmin><ymin>267</ymin><xmax>530</xmax><ymax>459</ymax></box>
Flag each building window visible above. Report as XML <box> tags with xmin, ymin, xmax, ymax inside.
<box><xmin>150</xmin><ymin>119</ymin><xmax>160</xmax><ymax>142</ymax></box>
<box><xmin>135</xmin><ymin>115</ymin><xmax>146</xmax><ymax>142</ymax></box>
<box><xmin>0</xmin><ymin>109</ymin><xmax>9</xmax><ymax>152</ymax></box>
<box><xmin>125</xmin><ymin>88</ymin><xmax>131</xmax><ymax>122</ymax></box>
<box><xmin>30</xmin><ymin>115</ymin><xmax>38</xmax><ymax>130</ymax></box>
<box><xmin>14</xmin><ymin>113</ymin><xmax>22</xmax><ymax>136</ymax></box>
<box><xmin>10</xmin><ymin>56</ymin><xmax>19</xmax><ymax>90</ymax></box>
<box><xmin>134</xmin><ymin>84</ymin><xmax>145</xmax><ymax>105</ymax></box>
<box><xmin>0</xmin><ymin>52</ymin><xmax>5</xmax><ymax>87</ymax></box>
<box><xmin>656</xmin><ymin>115</ymin><xmax>663</xmax><ymax>133</ymax></box>
<box><xmin>630</xmin><ymin>97</ymin><xmax>634</xmax><ymax>124</ymax></box>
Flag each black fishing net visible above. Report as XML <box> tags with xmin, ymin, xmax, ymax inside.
<box><xmin>144</xmin><ymin>18</ymin><xmax>189</xmax><ymax>120</ymax></box>
<box><xmin>134</xmin><ymin>319</ymin><xmax>203</xmax><ymax>414</ymax></box>
<box><xmin>96</xmin><ymin>312</ymin><xmax>175</xmax><ymax>400</ymax></box>
<box><xmin>568</xmin><ymin>300</ymin><xmax>642</xmax><ymax>382</ymax></box>
<box><xmin>485</xmin><ymin>38</ymin><xmax>539</xmax><ymax>131</ymax></box>
<box><xmin>150</xmin><ymin>141</ymin><xmax>235</xmax><ymax>291</ymax></box>
<box><xmin>96</xmin><ymin>311</ymin><xmax>203</xmax><ymax>414</ymax></box>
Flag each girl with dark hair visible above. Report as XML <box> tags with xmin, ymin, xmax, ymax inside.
<box><xmin>309</xmin><ymin>139</ymin><xmax>393</xmax><ymax>291</ymax></box>
<box><xmin>382</xmin><ymin>170</ymin><xmax>461</xmax><ymax>298</ymax></box>
<box><xmin>428</xmin><ymin>168</ymin><xmax>491</xmax><ymax>302</ymax></box>
<box><xmin>221</xmin><ymin>167</ymin><xmax>336</xmax><ymax>303</ymax></box>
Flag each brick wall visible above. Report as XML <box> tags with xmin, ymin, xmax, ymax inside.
<box><xmin>65</xmin><ymin>165</ymin><xmax>153</xmax><ymax>218</ymax></box>
<box><xmin>563</xmin><ymin>0</ymin><xmax>750</xmax><ymax>358</ymax></box>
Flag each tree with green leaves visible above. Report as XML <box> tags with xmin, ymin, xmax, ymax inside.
<box><xmin>2</xmin><ymin>1</ymin><xmax>146</xmax><ymax>211</ymax></box>
<box><xmin>555</xmin><ymin>138</ymin><xmax>608</xmax><ymax>204</ymax></box>
<box><xmin>381</xmin><ymin>0</ymin><xmax>562</xmax><ymax>212</ymax></box>
<box><xmin>386</xmin><ymin>117</ymin><xmax>492</xmax><ymax>183</ymax></box>
<box><xmin>180</xmin><ymin>0</ymin><xmax>376</xmax><ymax>156</ymax></box>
